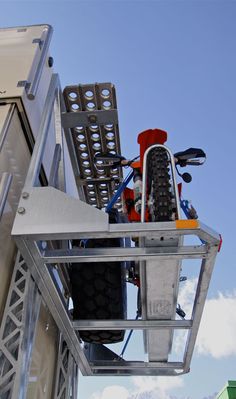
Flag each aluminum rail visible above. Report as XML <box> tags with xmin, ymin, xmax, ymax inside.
<box><xmin>91</xmin><ymin>361</ymin><xmax>184</xmax><ymax>370</ymax></box>
<box><xmin>73</xmin><ymin>319</ymin><xmax>192</xmax><ymax>330</ymax></box>
<box><xmin>0</xmin><ymin>173</ymin><xmax>13</xmax><ymax>221</ymax></box>
<box><xmin>49</xmin><ymin>143</ymin><xmax>61</xmax><ymax>187</ymax></box>
<box><xmin>42</xmin><ymin>245</ymin><xmax>207</xmax><ymax>263</ymax></box>
<box><xmin>182</xmin><ymin>246</ymin><xmax>218</xmax><ymax>373</ymax></box>
<box><xmin>24</xmin><ymin>73</ymin><xmax>59</xmax><ymax>188</ymax></box>
<box><xmin>27</xmin><ymin>25</ymin><xmax>53</xmax><ymax>100</ymax></box>
<box><xmin>90</xmin><ymin>361</ymin><xmax>187</xmax><ymax>376</ymax></box>
<box><xmin>92</xmin><ymin>369</ymin><xmax>184</xmax><ymax>376</ymax></box>
<box><xmin>0</xmin><ymin>104</ymin><xmax>16</xmax><ymax>152</ymax></box>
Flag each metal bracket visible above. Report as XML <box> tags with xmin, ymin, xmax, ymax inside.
<box><xmin>61</xmin><ymin>109</ymin><xmax>118</xmax><ymax>129</ymax></box>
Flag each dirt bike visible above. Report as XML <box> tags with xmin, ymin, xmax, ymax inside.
<box><xmin>70</xmin><ymin>128</ymin><xmax>206</xmax><ymax>345</ymax></box>
<box><xmin>95</xmin><ymin>128</ymin><xmax>206</xmax><ymax>222</ymax></box>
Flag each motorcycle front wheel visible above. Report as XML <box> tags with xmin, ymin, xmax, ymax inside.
<box><xmin>147</xmin><ymin>147</ymin><xmax>174</xmax><ymax>222</ymax></box>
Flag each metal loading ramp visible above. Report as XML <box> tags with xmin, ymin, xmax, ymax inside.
<box><xmin>9</xmin><ymin>74</ymin><xmax>221</xmax><ymax>377</ymax></box>
<box><xmin>62</xmin><ymin>82</ymin><xmax>123</xmax><ymax>210</ymax></box>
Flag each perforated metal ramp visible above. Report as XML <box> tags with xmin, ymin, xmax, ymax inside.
<box><xmin>62</xmin><ymin>83</ymin><xmax>123</xmax><ymax>210</ymax></box>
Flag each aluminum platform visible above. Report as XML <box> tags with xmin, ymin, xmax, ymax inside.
<box><xmin>11</xmin><ymin>73</ymin><xmax>221</xmax><ymax>376</ymax></box>
<box><xmin>12</xmin><ymin>184</ymin><xmax>220</xmax><ymax>375</ymax></box>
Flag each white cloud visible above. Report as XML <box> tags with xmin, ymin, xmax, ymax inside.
<box><xmin>131</xmin><ymin>376</ymin><xmax>184</xmax><ymax>399</ymax></box>
<box><xmin>174</xmin><ymin>278</ymin><xmax>236</xmax><ymax>358</ymax></box>
<box><xmin>196</xmin><ymin>291</ymin><xmax>236</xmax><ymax>358</ymax></box>
<box><xmin>89</xmin><ymin>377</ymin><xmax>184</xmax><ymax>399</ymax></box>
<box><xmin>90</xmin><ymin>385</ymin><xmax>130</xmax><ymax>399</ymax></box>
<box><xmin>89</xmin><ymin>286</ymin><xmax>236</xmax><ymax>399</ymax></box>
<box><xmin>173</xmin><ymin>278</ymin><xmax>197</xmax><ymax>354</ymax></box>
<box><xmin>177</xmin><ymin>278</ymin><xmax>197</xmax><ymax>318</ymax></box>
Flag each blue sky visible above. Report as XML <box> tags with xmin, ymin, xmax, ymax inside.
<box><xmin>1</xmin><ymin>1</ymin><xmax>236</xmax><ymax>398</ymax></box>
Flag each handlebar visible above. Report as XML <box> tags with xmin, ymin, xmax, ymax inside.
<box><xmin>178</xmin><ymin>159</ymin><xmax>206</xmax><ymax>166</ymax></box>
<box><xmin>94</xmin><ymin>147</ymin><xmax>206</xmax><ymax>170</ymax></box>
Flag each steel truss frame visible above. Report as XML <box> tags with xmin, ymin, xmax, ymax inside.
<box><xmin>11</xmin><ymin>73</ymin><xmax>221</xmax><ymax>376</ymax></box>
<box><xmin>54</xmin><ymin>334</ymin><xmax>78</xmax><ymax>399</ymax></box>
<box><xmin>0</xmin><ymin>252</ymin><xmax>41</xmax><ymax>398</ymax></box>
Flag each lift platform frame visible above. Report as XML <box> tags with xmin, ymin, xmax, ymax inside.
<box><xmin>11</xmin><ymin>73</ymin><xmax>221</xmax><ymax>377</ymax></box>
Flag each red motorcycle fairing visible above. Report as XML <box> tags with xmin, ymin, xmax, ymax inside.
<box><xmin>137</xmin><ymin>128</ymin><xmax>168</xmax><ymax>171</ymax></box>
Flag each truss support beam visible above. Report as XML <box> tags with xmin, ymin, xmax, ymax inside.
<box><xmin>0</xmin><ymin>252</ymin><xmax>41</xmax><ymax>398</ymax></box>
<box><xmin>54</xmin><ymin>334</ymin><xmax>78</xmax><ymax>399</ymax></box>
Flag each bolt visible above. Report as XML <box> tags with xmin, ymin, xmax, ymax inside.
<box><xmin>88</xmin><ymin>114</ymin><xmax>97</xmax><ymax>123</ymax></box>
<box><xmin>18</xmin><ymin>207</ymin><xmax>25</xmax><ymax>214</ymax></box>
<box><xmin>22</xmin><ymin>192</ymin><xmax>29</xmax><ymax>199</ymax></box>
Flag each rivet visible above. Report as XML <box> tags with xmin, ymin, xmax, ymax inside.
<box><xmin>18</xmin><ymin>207</ymin><xmax>25</xmax><ymax>214</ymax></box>
<box><xmin>22</xmin><ymin>192</ymin><xmax>29</xmax><ymax>199</ymax></box>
